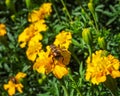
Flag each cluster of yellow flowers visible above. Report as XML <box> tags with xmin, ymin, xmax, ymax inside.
<box><xmin>18</xmin><ymin>3</ymin><xmax>52</xmax><ymax>63</ymax></box>
<box><xmin>4</xmin><ymin>72</ymin><xmax>26</xmax><ymax>96</ymax></box>
<box><xmin>0</xmin><ymin>23</ymin><xmax>6</xmax><ymax>36</ymax></box>
<box><xmin>85</xmin><ymin>50</ymin><xmax>120</xmax><ymax>85</ymax></box>
<box><xmin>0</xmin><ymin>3</ymin><xmax>72</xmax><ymax>95</ymax></box>
<box><xmin>3</xmin><ymin>3</ymin><xmax>53</xmax><ymax>96</ymax></box>
<box><xmin>18</xmin><ymin>2</ymin><xmax>72</xmax><ymax>79</ymax></box>
<box><xmin>4</xmin><ymin>2</ymin><xmax>72</xmax><ymax>96</ymax></box>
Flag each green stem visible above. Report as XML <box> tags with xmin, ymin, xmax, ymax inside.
<box><xmin>87</xmin><ymin>44</ymin><xmax>92</xmax><ymax>62</ymax></box>
<box><xmin>104</xmin><ymin>75</ymin><xmax>118</xmax><ymax>96</ymax></box>
<box><xmin>60</xmin><ymin>0</ymin><xmax>72</xmax><ymax>21</ymax></box>
<box><xmin>61</xmin><ymin>85</ymin><xmax>69</xmax><ymax>96</ymax></box>
<box><xmin>68</xmin><ymin>72</ymin><xmax>82</xmax><ymax>96</ymax></box>
<box><xmin>25</xmin><ymin>0</ymin><xmax>32</xmax><ymax>9</ymax></box>
<box><xmin>72</xmin><ymin>51</ymin><xmax>81</xmax><ymax>65</ymax></box>
<box><xmin>81</xmin><ymin>6</ymin><xmax>98</xmax><ymax>34</ymax></box>
<box><xmin>91</xmin><ymin>12</ymin><xmax>99</xmax><ymax>32</ymax></box>
<box><xmin>59</xmin><ymin>80</ymin><xmax>69</xmax><ymax>96</ymax></box>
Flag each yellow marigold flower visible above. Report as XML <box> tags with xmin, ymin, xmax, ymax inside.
<box><xmin>54</xmin><ymin>31</ymin><xmax>72</xmax><ymax>49</ymax></box>
<box><xmin>85</xmin><ymin>50</ymin><xmax>120</xmax><ymax>85</ymax></box>
<box><xmin>49</xmin><ymin>53</ymin><xmax>70</xmax><ymax>78</ymax></box>
<box><xmin>28</xmin><ymin>33</ymin><xmax>43</xmax><ymax>46</ymax></box>
<box><xmin>4</xmin><ymin>80</ymin><xmax>23</xmax><ymax>96</ymax></box>
<box><xmin>33</xmin><ymin>31</ymin><xmax>71</xmax><ymax>79</ymax></box>
<box><xmin>26</xmin><ymin>33</ymin><xmax>42</xmax><ymax>61</ymax></box>
<box><xmin>33</xmin><ymin>20</ymin><xmax>47</xmax><ymax>32</ymax></box>
<box><xmin>18</xmin><ymin>23</ymin><xmax>42</xmax><ymax>48</ymax></box>
<box><xmin>52</xmin><ymin>63</ymin><xmax>68</xmax><ymax>79</ymax></box>
<box><xmin>0</xmin><ymin>23</ymin><xmax>6</xmax><ymax>36</ymax></box>
<box><xmin>26</xmin><ymin>42</ymin><xmax>42</xmax><ymax>62</ymax></box>
<box><xmin>28</xmin><ymin>10</ymin><xmax>40</xmax><ymax>23</ymax></box>
<box><xmin>33</xmin><ymin>45</ymin><xmax>71</xmax><ymax>79</ymax></box>
<box><xmin>33</xmin><ymin>50</ymin><xmax>52</xmax><ymax>74</ymax></box>
<box><xmin>46</xmin><ymin>45</ymin><xmax>71</xmax><ymax>75</ymax></box>
<box><xmin>4</xmin><ymin>72</ymin><xmax>26</xmax><ymax>96</ymax></box>
<box><xmin>18</xmin><ymin>20</ymin><xmax>46</xmax><ymax>48</ymax></box>
<box><xmin>28</xmin><ymin>3</ymin><xmax>52</xmax><ymax>23</ymax></box>
<box><xmin>39</xmin><ymin>3</ymin><xmax>52</xmax><ymax>17</ymax></box>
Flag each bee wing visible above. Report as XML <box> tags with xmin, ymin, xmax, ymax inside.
<box><xmin>60</xmin><ymin>49</ymin><xmax>71</xmax><ymax>65</ymax></box>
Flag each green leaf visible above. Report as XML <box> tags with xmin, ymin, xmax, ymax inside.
<box><xmin>22</xmin><ymin>65</ymin><xmax>31</xmax><ymax>72</ymax></box>
<box><xmin>103</xmin><ymin>11</ymin><xmax>113</xmax><ymax>16</ymax></box>
<box><xmin>95</xmin><ymin>4</ymin><xmax>104</xmax><ymax>12</ymax></box>
<box><xmin>106</xmin><ymin>16</ymin><xmax>117</xmax><ymax>25</ymax></box>
<box><xmin>72</xmin><ymin>39</ymin><xmax>81</xmax><ymax>47</ymax></box>
<box><xmin>36</xmin><ymin>93</ymin><xmax>50</xmax><ymax>96</ymax></box>
<box><xmin>54</xmin><ymin>25</ymin><xmax>66</xmax><ymax>33</ymax></box>
<box><xmin>109</xmin><ymin>5</ymin><xmax>116</xmax><ymax>13</ymax></box>
<box><xmin>4</xmin><ymin>63</ymin><xmax>10</xmax><ymax>72</ymax></box>
<box><xmin>70</xmin><ymin>89</ymin><xmax>75</xmax><ymax>96</ymax></box>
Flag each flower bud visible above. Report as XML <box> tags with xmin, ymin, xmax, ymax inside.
<box><xmin>82</xmin><ymin>28</ymin><xmax>92</xmax><ymax>45</ymax></box>
<box><xmin>5</xmin><ymin>0</ymin><xmax>11</xmax><ymax>9</ymax></box>
<box><xmin>88</xmin><ymin>2</ymin><xmax>94</xmax><ymax>14</ymax></box>
<box><xmin>42</xmin><ymin>74</ymin><xmax>46</xmax><ymax>80</ymax></box>
<box><xmin>98</xmin><ymin>37</ymin><xmax>106</xmax><ymax>49</ymax></box>
<box><xmin>38</xmin><ymin>79</ymin><xmax>43</xmax><ymax>85</ymax></box>
<box><xmin>25</xmin><ymin>0</ymin><xmax>32</xmax><ymax>9</ymax></box>
<box><xmin>89</xmin><ymin>20</ymin><xmax>94</xmax><ymax>26</ymax></box>
<box><xmin>11</xmin><ymin>14</ymin><xmax>15</xmax><ymax>22</ymax></box>
<box><xmin>81</xmin><ymin>8</ymin><xmax>85</xmax><ymax>14</ymax></box>
<box><xmin>5</xmin><ymin>0</ymin><xmax>15</xmax><ymax>13</ymax></box>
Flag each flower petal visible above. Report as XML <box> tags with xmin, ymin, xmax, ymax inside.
<box><xmin>53</xmin><ymin>65</ymin><xmax>68</xmax><ymax>79</ymax></box>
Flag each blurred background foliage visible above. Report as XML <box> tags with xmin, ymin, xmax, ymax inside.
<box><xmin>0</xmin><ymin>0</ymin><xmax>120</xmax><ymax>96</ymax></box>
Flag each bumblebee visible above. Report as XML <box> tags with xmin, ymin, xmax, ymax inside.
<box><xmin>49</xmin><ymin>44</ymin><xmax>64</xmax><ymax>61</ymax></box>
<box><xmin>10</xmin><ymin>77</ymin><xmax>18</xmax><ymax>84</ymax></box>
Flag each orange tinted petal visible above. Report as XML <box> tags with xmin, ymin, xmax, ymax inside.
<box><xmin>53</xmin><ymin>65</ymin><xmax>68</xmax><ymax>79</ymax></box>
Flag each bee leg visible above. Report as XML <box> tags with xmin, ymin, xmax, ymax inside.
<box><xmin>51</xmin><ymin>57</ymin><xmax>54</xmax><ymax>64</ymax></box>
<box><xmin>48</xmin><ymin>53</ymin><xmax>54</xmax><ymax>64</ymax></box>
<box><xmin>61</xmin><ymin>56</ymin><xmax>64</xmax><ymax>64</ymax></box>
